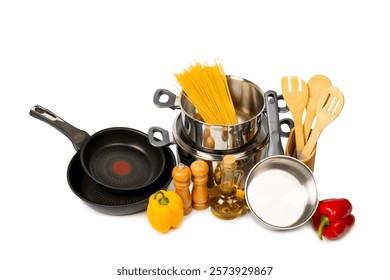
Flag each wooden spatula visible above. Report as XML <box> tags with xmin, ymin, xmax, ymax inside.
<box><xmin>304</xmin><ymin>74</ymin><xmax>332</xmax><ymax>142</ymax></box>
<box><xmin>299</xmin><ymin>86</ymin><xmax>344</xmax><ymax>160</ymax></box>
<box><xmin>281</xmin><ymin>76</ymin><xmax>309</xmax><ymax>157</ymax></box>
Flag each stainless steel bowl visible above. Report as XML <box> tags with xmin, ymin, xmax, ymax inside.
<box><xmin>245</xmin><ymin>155</ymin><xmax>319</xmax><ymax>230</ymax></box>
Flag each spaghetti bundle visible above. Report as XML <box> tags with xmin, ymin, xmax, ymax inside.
<box><xmin>175</xmin><ymin>60</ymin><xmax>238</xmax><ymax>125</ymax></box>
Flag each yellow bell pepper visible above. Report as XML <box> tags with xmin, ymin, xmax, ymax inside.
<box><xmin>147</xmin><ymin>190</ymin><xmax>184</xmax><ymax>234</ymax></box>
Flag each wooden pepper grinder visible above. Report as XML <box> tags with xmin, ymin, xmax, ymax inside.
<box><xmin>172</xmin><ymin>163</ymin><xmax>192</xmax><ymax>216</ymax></box>
<box><xmin>190</xmin><ymin>159</ymin><xmax>209</xmax><ymax>210</ymax></box>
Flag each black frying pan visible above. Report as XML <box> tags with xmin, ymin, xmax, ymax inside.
<box><xmin>66</xmin><ymin>146</ymin><xmax>175</xmax><ymax>215</ymax></box>
<box><xmin>30</xmin><ymin>105</ymin><xmax>166</xmax><ymax>193</ymax></box>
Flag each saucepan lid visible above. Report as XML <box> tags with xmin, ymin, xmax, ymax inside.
<box><xmin>244</xmin><ymin>155</ymin><xmax>319</xmax><ymax>230</ymax></box>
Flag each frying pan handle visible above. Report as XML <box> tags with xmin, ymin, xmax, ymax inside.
<box><xmin>153</xmin><ymin>88</ymin><xmax>180</xmax><ymax>109</ymax></box>
<box><xmin>148</xmin><ymin>126</ymin><xmax>175</xmax><ymax>147</ymax></box>
<box><xmin>265</xmin><ymin>90</ymin><xmax>285</xmax><ymax>157</ymax></box>
<box><xmin>29</xmin><ymin>105</ymin><xmax>90</xmax><ymax>151</ymax></box>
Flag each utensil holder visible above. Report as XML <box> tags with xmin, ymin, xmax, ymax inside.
<box><xmin>286</xmin><ymin>128</ymin><xmax>316</xmax><ymax>172</ymax></box>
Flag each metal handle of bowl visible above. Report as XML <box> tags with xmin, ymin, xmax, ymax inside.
<box><xmin>265</xmin><ymin>91</ymin><xmax>285</xmax><ymax>156</ymax></box>
<box><xmin>153</xmin><ymin>88</ymin><xmax>180</xmax><ymax>109</ymax></box>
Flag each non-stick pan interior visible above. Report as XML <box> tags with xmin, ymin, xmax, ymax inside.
<box><xmin>81</xmin><ymin>128</ymin><xmax>165</xmax><ymax>192</ymax></box>
<box><xmin>245</xmin><ymin>155</ymin><xmax>319</xmax><ymax>230</ymax></box>
<box><xmin>67</xmin><ymin>146</ymin><xmax>175</xmax><ymax>215</ymax></box>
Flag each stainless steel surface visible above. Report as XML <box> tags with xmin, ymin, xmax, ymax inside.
<box><xmin>245</xmin><ymin>155</ymin><xmax>319</xmax><ymax>230</ymax></box>
<box><xmin>149</xmin><ymin>113</ymin><xmax>269</xmax><ymax>179</ymax></box>
<box><xmin>149</xmin><ymin>114</ymin><xmax>267</xmax><ymax>159</ymax></box>
<box><xmin>154</xmin><ymin>76</ymin><xmax>266</xmax><ymax>150</ymax></box>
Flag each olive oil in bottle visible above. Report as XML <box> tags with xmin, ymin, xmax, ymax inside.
<box><xmin>209</xmin><ymin>155</ymin><xmax>245</xmax><ymax>220</ymax></box>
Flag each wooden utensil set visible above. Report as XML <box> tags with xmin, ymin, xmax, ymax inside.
<box><xmin>281</xmin><ymin>75</ymin><xmax>345</xmax><ymax>160</ymax></box>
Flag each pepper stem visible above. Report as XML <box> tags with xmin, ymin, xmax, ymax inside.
<box><xmin>318</xmin><ymin>215</ymin><xmax>330</xmax><ymax>240</ymax></box>
<box><xmin>153</xmin><ymin>191</ymin><xmax>169</xmax><ymax>205</ymax></box>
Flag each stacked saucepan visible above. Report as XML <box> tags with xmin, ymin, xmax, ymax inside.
<box><xmin>148</xmin><ymin>75</ymin><xmax>320</xmax><ymax>230</ymax></box>
<box><xmin>29</xmin><ymin>105</ymin><xmax>176</xmax><ymax>215</ymax></box>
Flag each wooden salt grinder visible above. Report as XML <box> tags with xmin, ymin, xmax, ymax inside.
<box><xmin>190</xmin><ymin>160</ymin><xmax>209</xmax><ymax>210</ymax></box>
<box><xmin>172</xmin><ymin>163</ymin><xmax>192</xmax><ymax>215</ymax></box>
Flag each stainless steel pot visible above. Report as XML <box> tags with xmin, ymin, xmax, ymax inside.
<box><xmin>153</xmin><ymin>76</ymin><xmax>268</xmax><ymax>151</ymax></box>
<box><xmin>148</xmin><ymin>113</ymin><xmax>269</xmax><ymax>178</ymax></box>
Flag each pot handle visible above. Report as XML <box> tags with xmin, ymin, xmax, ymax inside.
<box><xmin>148</xmin><ymin>126</ymin><xmax>175</xmax><ymax>147</ymax></box>
<box><xmin>29</xmin><ymin>105</ymin><xmax>89</xmax><ymax>151</ymax></box>
<box><xmin>277</xmin><ymin>94</ymin><xmax>289</xmax><ymax>113</ymax></box>
<box><xmin>279</xmin><ymin>118</ymin><xmax>294</xmax><ymax>138</ymax></box>
<box><xmin>153</xmin><ymin>88</ymin><xmax>180</xmax><ymax>109</ymax></box>
<box><xmin>276</xmin><ymin>93</ymin><xmax>293</xmax><ymax>137</ymax></box>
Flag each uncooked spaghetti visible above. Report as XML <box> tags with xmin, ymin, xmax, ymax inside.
<box><xmin>175</xmin><ymin>60</ymin><xmax>238</xmax><ymax>125</ymax></box>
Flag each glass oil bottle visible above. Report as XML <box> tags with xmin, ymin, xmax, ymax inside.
<box><xmin>209</xmin><ymin>155</ymin><xmax>245</xmax><ymax>220</ymax></box>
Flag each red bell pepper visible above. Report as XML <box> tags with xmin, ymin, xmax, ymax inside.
<box><xmin>312</xmin><ymin>198</ymin><xmax>355</xmax><ymax>240</ymax></box>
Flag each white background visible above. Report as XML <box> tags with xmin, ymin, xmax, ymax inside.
<box><xmin>1</xmin><ymin>0</ymin><xmax>388</xmax><ymax>279</ymax></box>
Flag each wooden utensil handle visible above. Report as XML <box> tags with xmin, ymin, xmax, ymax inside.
<box><xmin>303</xmin><ymin>111</ymin><xmax>315</xmax><ymax>142</ymax></box>
<box><xmin>299</xmin><ymin>124</ymin><xmax>322</xmax><ymax>160</ymax></box>
<box><xmin>294</xmin><ymin>121</ymin><xmax>305</xmax><ymax>157</ymax></box>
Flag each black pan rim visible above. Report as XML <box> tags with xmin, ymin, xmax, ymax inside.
<box><xmin>66</xmin><ymin>145</ymin><xmax>175</xmax><ymax>211</ymax></box>
<box><xmin>79</xmin><ymin>127</ymin><xmax>166</xmax><ymax>192</ymax></box>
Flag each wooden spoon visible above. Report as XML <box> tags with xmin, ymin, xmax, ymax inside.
<box><xmin>281</xmin><ymin>76</ymin><xmax>309</xmax><ymax>157</ymax></box>
<box><xmin>304</xmin><ymin>75</ymin><xmax>332</xmax><ymax>142</ymax></box>
<box><xmin>299</xmin><ymin>86</ymin><xmax>344</xmax><ymax>160</ymax></box>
